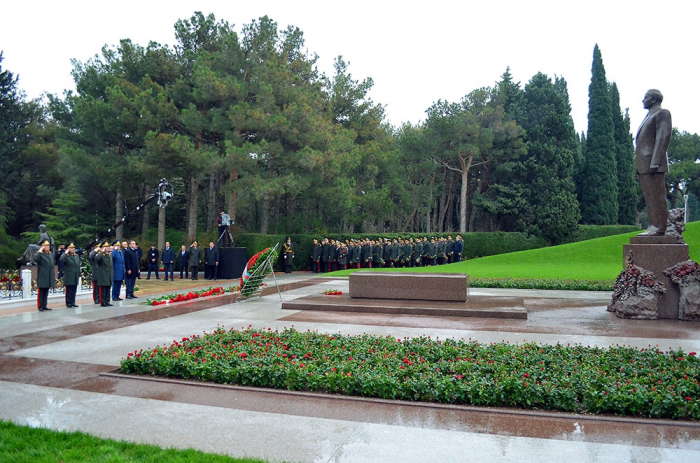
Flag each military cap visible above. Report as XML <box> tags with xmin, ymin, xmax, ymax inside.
<box><xmin>112</xmin><ymin>240</ymin><xmax>120</xmax><ymax>246</ymax></box>
<box><xmin>68</xmin><ymin>243</ymin><xmax>75</xmax><ymax>248</ymax></box>
<box><xmin>103</xmin><ymin>241</ymin><xmax>111</xmax><ymax>247</ymax></box>
<box><xmin>41</xmin><ymin>240</ymin><xmax>50</xmax><ymax>246</ymax></box>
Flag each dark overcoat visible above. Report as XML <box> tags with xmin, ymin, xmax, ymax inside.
<box><xmin>60</xmin><ymin>252</ymin><xmax>81</xmax><ymax>286</ymax></box>
<box><xmin>36</xmin><ymin>251</ymin><xmax>55</xmax><ymax>289</ymax></box>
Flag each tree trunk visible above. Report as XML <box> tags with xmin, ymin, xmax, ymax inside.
<box><xmin>228</xmin><ymin>170</ymin><xmax>238</xmax><ymax>224</ymax></box>
<box><xmin>260</xmin><ymin>197</ymin><xmax>270</xmax><ymax>234</ymax></box>
<box><xmin>437</xmin><ymin>173</ymin><xmax>452</xmax><ymax>232</ymax></box>
<box><xmin>115</xmin><ymin>192</ymin><xmax>124</xmax><ymax>241</ymax></box>
<box><xmin>459</xmin><ymin>163</ymin><xmax>469</xmax><ymax>233</ymax></box>
<box><xmin>141</xmin><ymin>188</ymin><xmax>150</xmax><ymax>238</ymax></box>
<box><xmin>207</xmin><ymin>173</ymin><xmax>218</xmax><ymax>230</ymax></box>
<box><xmin>188</xmin><ymin>176</ymin><xmax>199</xmax><ymax>242</ymax></box>
<box><xmin>273</xmin><ymin>195</ymin><xmax>282</xmax><ymax>234</ymax></box>
<box><xmin>157</xmin><ymin>205</ymin><xmax>166</xmax><ymax>252</ymax></box>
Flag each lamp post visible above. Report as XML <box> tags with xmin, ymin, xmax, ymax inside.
<box><xmin>684</xmin><ymin>194</ymin><xmax>689</xmax><ymax>223</ymax></box>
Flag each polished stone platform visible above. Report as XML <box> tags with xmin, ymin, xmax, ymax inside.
<box><xmin>281</xmin><ymin>293</ymin><xmax>526</xmax><ymax>319</ymax></box>
<box><xmin>350</xmin><ymin>271</ymin><xmax>468</xmax><ymax>301</ymax></box>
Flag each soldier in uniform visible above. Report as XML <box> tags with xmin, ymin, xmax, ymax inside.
<box><xmin>338</xmin><ymin>243</ymin><xmax>348</xmax><ymax>270</ymax></box>
<box><xmin>36</xmin><ymin>240</ymin><xmax>55</xmax><ymax>312</ymax></box>
<box><xmin>96</xmin><ymin>242</ymin><xmax>114</xmax><ymax>307</ymax></box>
<box><xmin>88</xmin><ymin>244</ymin><xmax>101</xmax><ymax>304</ymax></box>
<box><xmin>413</xmin><ymin>237</ymin><xmax>423</xmax><ymax>267</ymax></box>
<box><xmin>372</xmin><ymin>240</ymin><xmax>384</xmax><ymax>267</ymax></box>
<box><xmin>60</xmin><ymin>243</ymin><xmax>81</xmax><ymax>308</ymax></box>
<box><xmin>454</xmin><ymin>235</ymin><xmax>464</xmax><ymax>262</ymax></box>
<box><xmin>437</xmin><ymin>237</ymin><xmax>447</xmax><ymax>265</ymax></box>
<box><xmin>189</xmin><ymin>241</ymin><xmax>201</xmax><ymax>280</ymax></box>
<box><xmin>351</xmin><ymin>240</ymin><xmax>361</xmax><ymax>268</ymax></box>
<box><xmin>446</xmin><ymin>235</ymin><xmax>455</xmax><ymax>264</ymax></box>
<box><xmin>282</xmin><ymin>237</ymin><xmax>294</xmax><ymax>273</ymax></box>
<box><xmin>361</xmin><ymin>239</ymin><xmax>372</xmax><ymax>268</ymax></box>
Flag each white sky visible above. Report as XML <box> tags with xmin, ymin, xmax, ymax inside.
<box><xmin>1</xmin><ymin>0</ymin><xmax>698</xmax><ymax>135</ymax></box>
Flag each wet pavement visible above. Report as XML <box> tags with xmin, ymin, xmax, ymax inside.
<box><xmin>1</xmin><ymin>272</ymin><xmax>699</xmax><ymax>462</ymax></box>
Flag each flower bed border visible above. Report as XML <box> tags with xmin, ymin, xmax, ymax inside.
<box><xmin>120</xmin><ymin>326</ymin><xmax>700</xmax><ymax>421</ymax></box>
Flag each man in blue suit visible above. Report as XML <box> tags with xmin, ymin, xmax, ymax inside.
<box><xmin>162</xmin><ymin>242</ymin><xmax>175</xmax><ymax>281</ymax></box>
<box><xmin>111</xmin><ymin>240</ymin><xmax>125</xmax><ymax>301</ymax></box>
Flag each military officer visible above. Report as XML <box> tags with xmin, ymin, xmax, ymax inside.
<box><xmin>96</xmin><ymin>242</ymin><xmax>114</xmax><ymax>307</ymax></box>
<box><xmin>36</xmin><ymin>240</ymin><xmax>55</xmax><ymax>312</ymax></box>
<box><xmin>60</xmin><ymin>243</ymin><xmax>81</xmax><ymax>308</ymax></box>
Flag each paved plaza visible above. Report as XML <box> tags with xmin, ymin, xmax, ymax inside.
<box><xmin>1</xmin><ymin>273</ymin><xmax>699</xmax><ymax>462</ymax></box>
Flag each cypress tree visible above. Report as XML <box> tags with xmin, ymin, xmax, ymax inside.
<box><xmin>517</xmin><ymin>72</ymin><xmax>580</xmax><ymax>244</ymax></box>
<box><xmin>610</xmin><ymin>82</ymin><xmax>638</xmax><ymax>224</ymax></box>
<box><xmin>579</xmin><ymin>44</ymin><xmax>618</xmax><ymax>224</ymax></box>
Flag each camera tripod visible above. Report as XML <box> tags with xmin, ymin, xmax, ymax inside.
<box><xmin>216</xmin><ymin>226</ymin><xmax>235</xmax><ymax>247</ymax></box>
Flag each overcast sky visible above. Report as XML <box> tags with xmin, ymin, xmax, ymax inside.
<box><xmin>2</xmin><ymin>0</ymin><xmax>698</xmax><ymax>136</ymax></box>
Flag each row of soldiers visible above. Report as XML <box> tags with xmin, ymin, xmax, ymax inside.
<box><xmin>311</xmin><ymin>236</ymin><xmax>464</xmax><ymax>273</ymax></box>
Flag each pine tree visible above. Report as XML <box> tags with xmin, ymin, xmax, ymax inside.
<box><xmin>579</xmin><ymin>44</ymin><xmax>618</xmax><ymax>224</ymax></box>
<box><xmin>516</xmin><ymin>72</ymin><xmax>580</xmax><ymax>243</ymax></box>
<box><xmin>610</xmin><ymin>83</ymin><xmax>638</xmax><ymax>224</ymax></box>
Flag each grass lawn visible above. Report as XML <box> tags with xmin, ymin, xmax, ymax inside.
<box><xmin>331</xmin><ymin>221</ymin><xmax>700</xmax><ymax>281</ymax></box>
<box><xmin>0</xmin><ymin>420</ymin><xmax>265</xmax><ymax>463</ymax></box>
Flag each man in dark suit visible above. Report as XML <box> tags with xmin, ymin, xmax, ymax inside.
<box><xmin>146</xmin><ymin>244</ymin><xmax>159</xmax><ymax>279</ymax></box>
<box><xmin>178</xmin><ymin>245</ymin><xmax>190</xmax><ymax>279</ymax></box>
<box><xmin>636</xmin><ymin>89</ymin><xmax>672</xmax><ymax>236</ymax></box>
<box><xmin>123</xmin><ymin>240</ymin><xmax>139</xmax><ymax>299</ymax></box>
<box><xmin>311</xmin><ymin>239</ymin><xmax>321</xmax><ymax>273</ymax></box>
<box><xmin>162</xmin><ymin>242</ymin><xmax>175</xmax><ymax>281</ymax></box>
<box><xmin>204</xmin><ymin>242</ymin><xmax>219</xmax><ymax>280</ymax></box>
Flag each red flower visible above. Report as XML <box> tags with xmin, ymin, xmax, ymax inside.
<box><xmin>239</xmin><ymin>352</ymin><xmax>247</xmax><ymax>358</ymax></box>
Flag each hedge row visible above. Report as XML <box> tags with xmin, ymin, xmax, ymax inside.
<box><xmin>234</xmin><ymin>226</ymin><xmax>639</xmax><ymax>272</ymax></box>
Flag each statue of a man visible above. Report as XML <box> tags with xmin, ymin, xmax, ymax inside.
<box><xmin>635</xmin><ymin>89</ymin><xmax>672</xmax><ymax>236</ymax></box>
<box><xmin>37</xmin><ymin>224</ymin><xmax>55</xmax><ymax>251</ymax></box>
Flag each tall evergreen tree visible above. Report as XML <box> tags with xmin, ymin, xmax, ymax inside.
<box><xmin>579</xmin><ymin>44</ymin><xmax>618</xmax><ymax>224</ymax></box>
<box><xmin>610</xmin><ymin>83</ymin><xmax>638</xmax><ymax>225</ymax></box>
<box><xmin>516</xmin><ymin>73</ymin><xmax>580</xmax><ymax>243</ymax></box>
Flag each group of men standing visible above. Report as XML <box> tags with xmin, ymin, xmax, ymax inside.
<box><xmin>144</xmin><ymin>241</ymin><xmax>219</xmax><ymax>281</ymax></box>
<box><xmin>87</xmin><ymin>240</ymin><xmax>142</xmax><ymax>307</ymax></box>
<box><xmin>311</xmin><ymin>235</ymin><xmax>464</xmax><ymax>272</ymax></box>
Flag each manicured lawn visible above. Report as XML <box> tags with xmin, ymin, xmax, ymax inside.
<box><xmin>331</xmin><ymin>221</ymin><xmax>700</xmax><ymax>281</ymax></box>
<box><xmin>0</xmin><ymin>420</ymin><xmax>266</xmax><ymax>462</ymax></box>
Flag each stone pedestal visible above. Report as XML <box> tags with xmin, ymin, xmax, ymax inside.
<box><xmin>349</xmin><ymin>272</ymin><xmax>468</xmax><ymax>302</ymax></box>
<box><xmin>623</xmin><ymin>235</ymin><xmax>689</xmax><ymax>319</ymax></box>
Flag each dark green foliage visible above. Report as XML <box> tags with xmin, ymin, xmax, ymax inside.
<box><xmin>610</xmin><ymin>83</ymin><xmax>638</xmax><ymax>224</ymax></box>
<box><xmin>580</xmin><ymin>45</ymin><xmax>618</xmax><ymax>224</ymax></box>
<box><xmin>569</xmin><ymin>224</ymin><xmax>640</xmax><ymax>242</ymax></box>
<box><xmin>667</xmin><ymin>129</ymin><xmax>700</xmax><ymax>209</ymax></box>
<box><xmin>515</xmin><ymin>73</ymin><xmax>580</xmax><ymax>244</ymax></box>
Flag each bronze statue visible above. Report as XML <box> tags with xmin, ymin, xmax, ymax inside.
<box><xmin>635</xmin><ymin>89</ymin><xmax>671</xmax><ymax>236</ymax></box>
<box><xmin>18</xmin><ymin>224</ymin><xmax>55</xmax><ymax>265</ymax></box>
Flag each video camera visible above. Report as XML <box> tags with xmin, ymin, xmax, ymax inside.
<box><xmin>157</xmin><ymin>178</ymin><xmax>174</xmax><ymax>208</ymax></box>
